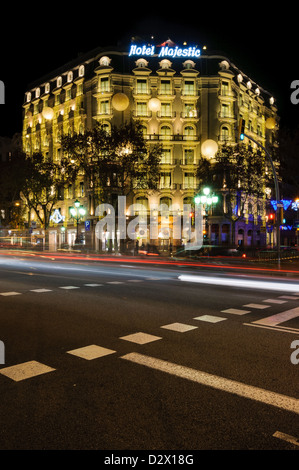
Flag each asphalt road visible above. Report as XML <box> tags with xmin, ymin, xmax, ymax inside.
<box><xmin>0</xmin><ymin>251</ymin><xmax>298</xmax><ymax>452</ymax></box>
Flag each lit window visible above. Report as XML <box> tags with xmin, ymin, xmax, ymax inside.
<box><xmin>26</xmin><ymin>92</ymin><xmax>31</xmax><ymax>102</ymax></box>
<box><xmin>136</xmin><ymin>79</ymin><xmax>147</xmax><ymax>94</ymax></box>
<box><xmin>67</xmin><ymin>71</ymin><xmax>73</xmax><ymax>83</ymax></box>
<box><xmin>78</xmin><ymin>65</ymin><xmax>85</xmax><ymax>77</ymax></box>
<box><xmin>45</xmin><ymin>83</ymin><xmax>50</xmax><ymax>93</ymax></box>
<box><xmin>184</xmin><ymin>80</ymin><xmax>195</xmax><ymax>96</ymax></box>
<box><xmin>57</xmin><ymin>76</ymin><xmax>62</xmax><ymax>88</ymax></box>
<box><xmin>160</xmin><ymin>79</ymin><xmax>171</xmax><ymax>95</ymax></box>
<box><xmin>35</xmin><ymin>88</ymin><xmax>40</xmax><ymax>98</ymax></box>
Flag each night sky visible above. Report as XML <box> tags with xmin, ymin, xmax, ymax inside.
<box><xmin>1</xmin><ymin>5</ymin><xmax>298</xmax><ymax>138</ymax></box>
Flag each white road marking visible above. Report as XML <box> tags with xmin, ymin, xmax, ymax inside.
<box><xmin>84</xmin><ymin>284</ymin><xmax>103</xmax><ymax>287</ymax></box>
<box><xmin>194</xmin><ymin>315</ymin><xmax>227</xmax><ymax>323</ymax></box>
<box><xmin>244</xmin><ymin>323</ymin><xmax>299</xmax><ymax>335</ymax></box>
<box><xmin>121</xmin><ymin>353</ymin><xmax>299</xmax><ymax>415</ymax></box>
<box><xmin>59</xmin><ymin>286</ymin><xmax>80</xmax><ymax>289</ymax></box>
<box><xmin>0</xmin><ymin>292</ymin><xmax>21</xmax><ymax>296</ymax></box>
<box><xmin>106</xmin><ymin>281</ymin><xmax>124</xmax><ymax>284</ymax></box>
<box><xmin>263</xmin><ymin>299</ymin><xmax>287</xmax><ymax>304</ymax></box>
<box><xmin>221</xmin><ymin>308</ymin><xmax>250</xmax><ymax>315</ymax></box>
<box><xmin>0</xmin><ymin>361</ymin><xmax>55</xmax><ymax>382</ymax></box>
<box><xmin>161</xmin><ymin>323</ymin><xmax>198</xmax><ymax>333</ymax></box>
<box><xmin>253</xmin><ymin>307</ymin><xmax>299</xmax><ymax>327</ymax></box>
<box><xmin>273</xmin><ymin>431</ymin><xmax>299</xmax><ymax>447</ymax></box>
<box><xmin>120</xmin><ymin>332</ymin><xmax>162</xmax><ymax>344</ymax></box>
<box><xmin>30</xmin><ymin>289</ymin><xmax>52</xmax><ymax>293</ymax></box>
<box><xmin>67</xmin><ymin>345</ymin><xmax>116</xmax><ymax>360</ymax></box>
<box><xmin>243</xmin><ymin>303</ymin><xmax>270</xmax><ymax>309</ymax></box>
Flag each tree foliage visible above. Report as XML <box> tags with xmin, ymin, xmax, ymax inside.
<box><xmin>197</xmin><ymin>143</ymin><xmax>271</xmax><ymax>243</ymax></box>
<box><xmin>61</xmin><ymin>121</ymin><xmax>162</xmax><ymax>207</ymax></box>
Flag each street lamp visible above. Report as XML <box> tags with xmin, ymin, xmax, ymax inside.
<box><xmin>70</xmin><ymin>199</ymin><xmax>86</xmax><ymax>244</ymax></box>
<box><xmin>194</xmin><ymin>187</ymin><xmax>219</xmax><ymax>243</ymax></box>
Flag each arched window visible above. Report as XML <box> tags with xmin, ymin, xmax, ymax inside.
<box><xmin>78</xmin><ymin>65</ymin><xmax>85</xmax><ymax>77</ymax></box>
<box><xmin>160</xmin><ymin>125</ymin><xmax>172</xmax><ymax>140</ymax></box>
<box><xmin>183</xmin><ymin>125</ymin><xmax>196</xmax><ymax>140</ymax></box>
<box><xmin>220</xmin><ymin>125</ymin><xmax>229</xmax><ymax>142</ymax></box>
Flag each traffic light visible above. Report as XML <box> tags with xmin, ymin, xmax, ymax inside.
<box><xmin>268</xmin><ymin>213</ymin><xmax>275</xmax><ymax>225</ymax></box>
<box><xmin>238</xmin><ymin>119</ymin><xmax>245</xmax><ymax>140</ymax></box>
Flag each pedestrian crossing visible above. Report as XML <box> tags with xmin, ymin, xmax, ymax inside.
<box><xmin>0</xmin><ymin>288</ymin><xmax>298</xmax><ymax>383</ymax></box>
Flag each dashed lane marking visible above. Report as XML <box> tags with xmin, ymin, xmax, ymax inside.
<box><xmin>59</xmin><ymin>286</ymin><xmax>80</xmax><ymax>290</ymax></box>
<box><xmin>120</xmin><ymin>332</ymin><xmax>162</xmax><ymax>345</ymax></box>
<box><xmin>160</xmin><ymin>322</ymin><xmax>198</xmax><ymax>333</ymax></box>
<box><xmin>0</xmin><ymin>361</ymin><xmax>55</xmax><ymax>382</ymax></box>
<box><xmin>66</xmin><ymin>345</ymin><xmax>116</xmax><ymax>360</ymax></box>
<box><xmin>243</xmin><ymin>303</ymin><xmax>270</xmax><ymax>309</ymax></box>
<box><xmin>30</xmin><ymin>289</ymin><xmax>53</xmax><ymax>293</ymax></box>
<box><xmin>194</xmin><ymin>315</ymin><xmax>227</xmax><ymax>323</ymax></box>
<box><xmin>221</xmin><ymin>308</ymin><xmax>251</xmax><ymax>315</ymax></box>
<box><xmin>0</xmin><ymin>292</ymin><xmax>22</xmax><ymax>296</ymax></box>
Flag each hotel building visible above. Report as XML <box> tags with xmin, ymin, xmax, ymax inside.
<box><xmin>22</xmin><ymin>40</ymin><xmax>278</xmax><ymax>252</ymax></box>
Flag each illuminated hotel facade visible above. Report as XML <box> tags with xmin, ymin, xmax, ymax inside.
<box><xmin>22</xmin><ymin>40</ymin><xmax>278</xmax><ymax>252</ymax></box>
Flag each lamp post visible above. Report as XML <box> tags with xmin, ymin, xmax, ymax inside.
<box><xmin>195</xmin><ymin>187</ymin><xmax>218</xmax><ymax>244</ymax></box>
<box><xmin>70</xmin><ymin>199</ymin><xmax>86</xmax><ymax>244</ymax></box>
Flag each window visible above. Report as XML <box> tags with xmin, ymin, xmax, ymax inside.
<box><xmin>220</xmin><ymin>126</ymin><xmax>229</xmax><ymax>141</ymax></box>
<box><xmin>184</xmin><ymin>148</ymin><xmax>194</xmax><ymax>164</ymax></box>
<box><xmin>136</xmin><ymin>102</ymin><xmax>147</xmax><ymax>116</ymax></box>
<box><xmin>184</xmin><ymin>103</ymin><xmax>197</xmax><ymax>118</ymax></box>
<box><xmin>57</xmin><ymin>76</ymin><xmax>62</xmax><ymax>88</ymax></box>
<box><xmin>35</xmin><ymin>88</ymin><xmax>40</xmax><ymax>98</ymax></box>
<box><xmin>184</xmin><ymin>172</ymin><xmax>195</xmax><ymax>189</ymax></box>
<box><xmin>160</xmin><ymin>103</ymin><xmax>171</xmax><ymax>117</ymax></box>
<box><xmin>99</xmin><ymin>77</ymin><xmax>109</xmax><ymax>92</ymax></box>
<box><xmin>160</xmin><ymin>125</ymin><xmax>172</xmax><ymax>140</ymax></box>
<box><xmin>67</xmin><ymin>71</ymin><xmax>73</xmax><ymax>83</ymax></box>
<box><xmin>161</xmin><ymin>148</ymin><xmax>172</xmax><ymax>164</ymax></box>
<box><xmin>45</xmin><ymin>83</ymin><xmax>50</xmax><ymax>94</ymax></box>
<box><xmin>136</xmin><ymin>79</ymin><xmax>147</xmax><ymax>94</ymax></box>
<box><xmin>184</xmin><ymin>80</ymin><xmax>195</xmax><ymax>96</ymax></box>
<box><xmin>159</xmin><ymin>172</ymin><xmax>171</xmax><ymax>189</ymax></box>
<box><xmin>221</xmin><ymin>103</ymin><xmax>230</xmax><ymax>117</ymax></box>
<box><xmin>160</xmin><ymin>79</ymin><xmax>171</xmax><ymax>95</ymax></box>
<box><xmin>99</xmin><ymin>100</ymin><xmax>109</xmax><ymax>115</ymax></box>
<box><xmin>221</xmin><ymin>81</ymin><xmax>229</xmax><ymax>96</ymax></box>
<box><xmin>183</xmin><ymin>125</ymin><xmax>196</xmax><ymax>140</ymax></box>
<box><xmin>78</xmin><ymin>65</ymin><xmax>85</xmax><ymax>77</ymax></box>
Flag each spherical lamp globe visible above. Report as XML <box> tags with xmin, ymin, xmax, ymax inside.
<box><xmin>42</xmin><ymin>107</ymin><xmax>54</xmax><ymax>120</ymax></box>
<box><xmin>112</xmin><ymin>93</ymin><xmax>129</xmax><ymax>111</ymax></box>
<box><xmin>201</xmin><ymin>139</ymin><xmax>218</xmax><ymax>159</ymax></box>
<box><xmin>265</xmin><ymin>117</ymin><xmax>276</xmax><ymax>130</ymax></box>
<box><xmin>148</xmin><ymin>98</ymin><xmax>161</xmax><ymax>112</ymax></box>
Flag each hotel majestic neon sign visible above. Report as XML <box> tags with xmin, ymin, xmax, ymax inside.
<box><xmin>128</xmin><ymin>44</ymin><xmax>201</xmax><ymax>59</ymax></box>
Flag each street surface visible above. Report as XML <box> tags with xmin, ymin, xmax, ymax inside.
<box><xmin>0</xmin><ymin>250</ymin><xmax>298</xmax><ymax>452</ymax></box>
